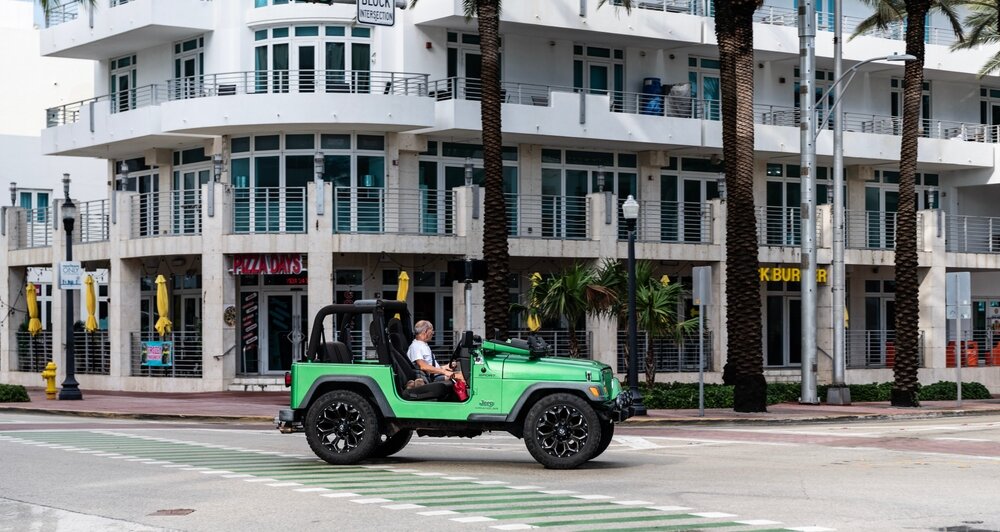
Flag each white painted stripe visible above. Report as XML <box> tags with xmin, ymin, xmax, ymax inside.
<box><xmin>785</xmin><ymin>527</ymin><xmax>836</xmax><ymax>532</ymax></box>
<box><xmin>451</xmin><ymin>516</ymin><xmax>496</xmax><ymax>523</ymax></box>
<box><xmin>610</xmin><ymin>500</ymin><xmax>654</xmax><ymax>506</ymax></box>
<box><xmin>266</xmin><ymin>482</ymin><xmax>302</xmax><ymax>487</ymax></box>
<box><xmin>222</xmin><ymin>474</ymin><xmax>255</xmax><ymax>479</ymax></box>
<box><xmin>383</xmin><ymin>504</ymin><xmax>426</xmax><ymax>510</ymax></box>
<box><xmin>506</xmin><ymin>485</ymin><xmax>542</xmax><ymax>490</ymax></box>
<box><xmin>162</xmin><ymin>465</ymin><xmax>191</xmax><ymax>468</ymax></box>
<box><xmin>691</xmin><ymin>512</ymin><xmax>738</xmax><ymax>518</ymax></box>
<box><xmin>414</xmin><ymin>472</ymin><xmax>446</xmax><ymax>477</ymax></box>
<box><xmin>200</xmin><ymin>470</ymin><xmax>234</xmax><ymax>475</ymax></box>
<box><xmin>320</xmin><ymin>492</ymin><xmax>360</xmax><ymax>498</ymax></box>
<box><xmin>294</xmin><ymin>488</ymin><xmax>331</xmax><ymax>493</ymax></box>
<box><xmin>387</xmin><ymin>468</ymin><xmax>420</xmax><ymax>473</ymax></box>
<box><xmin>736</xmin><ymin>520</ymin><xmax>782</xmax><ymax>526</ymax></box>
<box><xmin>351</xmin><ymin>498</ymin><xmax>392</xmax><ymax>504</ymax></box>
<box><xmin>648</xmin><ymin>506</ymin><xmax>693</xmax><ymax>512</ymax></box>
<box><xmin>572</xmin><ymin>494</ymin><xmax>613</xmax><ymax>500</ymax></box>
<box><xmin>182</xmin><ymin>467</ymin><xmax>211</xmax><ymax>471</ymax></box>
<box><xmin>143</xmin><ymin>461</ymin><xmax>171</xmax><ymax>465</ymax></box>
<box><xmin>442</xmin><ymin>476</ymin><xmax>477</xmax><ymax>480</ymax></box>
<box><xmin>244</xmin><ymin>478</ymin><xmax>276</xmax><ymax>483</ymax></box>
<box><xmin>539</xmin><ymin>490</ymin><xmax>578</xmax><ymax>495</ymax></box>
<box><xmin>126</xmin><ymin>458</ymin><xmax>150</xmax><ymax>462</ymax></box>
<box><xmin>491</xmin><ymin>525</ymin><xmax>537</xmax><ymax>530</ymax></box>
<box><xmin>473</xmin><ymin>480</ymin><xmax>507</xmax><ymax>485</ymax></box>
<box><xmin>417</xmin><ymin>510</ymin><xmax>460</xmax><ymax>516</ymax></box>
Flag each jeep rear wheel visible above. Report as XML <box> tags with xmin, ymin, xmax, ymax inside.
<box><xmin>523</xmin><ymin>393</ymin><xmax>601</xmax><ymax>469</ymax></box>
<box><xmin>306</xmin><ymin>390</ymin><xmax>379</xmax><ymax>465</ymax></box>
<box><xmin>371</xmin><ymin>429</ymin><xmax>413</xmax><ymax>458</ymax></box>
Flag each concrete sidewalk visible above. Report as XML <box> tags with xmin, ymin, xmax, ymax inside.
<box><xmin>2</xmin><ymin>387</ymin><xmax>1000</xmax><ymax>424</ymax></box>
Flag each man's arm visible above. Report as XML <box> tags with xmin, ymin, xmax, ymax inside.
<box><xmin>414</xmin><ymin>358</ymin><xmax>453</xmax><ymax>378</ymax></box>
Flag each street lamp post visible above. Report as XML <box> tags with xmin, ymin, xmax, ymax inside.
<box><xmin>58</xmin><ymin>173</ymin><xmax>82</xmax><ymax>400</ymax></box>
<box><xmin>622</xmin><ymin>195</ymin><xmax>646</xmax><ymax>415</ymax></box>
<box><xmin>797</xmin><ymin>30</ymin><xmax>916</xmax><ymax>403</ymax></box>
<box><xmin>313</xmin><ymin>152</ymin><xmax>324</xmax><ymax>216</ymax></box>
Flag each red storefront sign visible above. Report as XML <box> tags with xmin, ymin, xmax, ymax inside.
<box><xmin>232</xmin><ymin>254</ymin><xmax>305</xmax><ymax>275</ymax></box>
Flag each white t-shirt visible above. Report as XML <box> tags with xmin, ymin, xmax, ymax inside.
<box><xmin>407</xmin><ymin>339</ymin><xmax>437</xmax><ymax>368</ymax></box>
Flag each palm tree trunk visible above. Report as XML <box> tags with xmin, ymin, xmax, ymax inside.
<box><xmin>716</xmin><ymin>0</ymin><xmax>766</xmax><ymax>412</ymax></box>
<box><xmin>892</xmin><ymin>0</ymin><xmax>929</xmax><ymax>408</ymax></box>
<box><xmin>567</xmin><ymin>325</ymin><xmax>580</xmax><ymax>358</ymax></box>
<box><xmin>476</xmin><ymin>1</ymin><xmax>510</xmax><ymax>340</ymax></box>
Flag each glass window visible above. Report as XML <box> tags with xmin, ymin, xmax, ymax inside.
<box><xmin>352</xmin><ymin>27</ymin><xmax>371</xmax><ymax>38</ymax></box>
<box><xmin>324</xmin><ymin>155</ymin><xmax>350</xmax><ymax>186</ymax></box>
<box><xmin>255</xmin><ymin>135</ymin><xmax>280</xmax><ymax>151</ymax></box>
<box><xmin>357</xmin><ymin>135</ymin><xmax>385</xmax><ymax>151</ymax></box>
<box><xmin>286</xmin><ymin>134</ymin><xmax>315</xmax><ymax>150</ymax></box>
<box><xmin>232</xmin><ymin>158</ymin><xmax>250</xmax><ymax>188</ymax></box>
<box><xmin>255</xmin><ymin>156</ymin><xmax>280</xmax><ymax>187</ymax></box>
<box><xmin>542</xmin><ymin>149</ymin><xmax>562</xmax><ymax>163</ymax></box>
<box><xmin>336</xmin><ymin>270</ymin><xmax>362</xmax><ymax>285</ymax></box>
<box><xmin>326</xmin><ymin>26</ymin><xmax>345</xmax><ymax>36</ymax></box>
<box><xmin>232</xmin><ymin>137</ymin><xmax>250</xmax><ymax>153</ymax></box>
<box><xmin>254</xmin><ymin>30</ymin><xmax>267</xmax><ymax>41</ymax></box>
<box><xmin>295</xmin><ymin>26</ymin><xmax>319</xmax><ymax>37</ymax></box>
<box><xmin>321</xmin><ymin>134</ymin><xmax>351</xmax><ymax>149</ymax></box>
<box><xmin>272</xmin><ymin>27</ymin><xmax>289</xmax><ymax>39</ymax></box>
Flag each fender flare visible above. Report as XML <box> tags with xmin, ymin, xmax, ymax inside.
<box><xmin>299</xmin><ymin>375</ymin><xmax>396</xmax><ymax>418</ymax></box>
<box><xmin>503</xmin><ymin>383</ymin><xmax>607</xmax><ymax>423</ymax></box>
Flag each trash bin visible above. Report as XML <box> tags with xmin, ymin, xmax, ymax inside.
<box><xmin>641</xmin><ymin>77</ymin><xmax>663</xmax><ymax>115</ymax></box>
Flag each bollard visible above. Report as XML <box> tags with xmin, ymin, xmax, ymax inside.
<box><xmin>41</xmin><ymin>362</ymin><xmax>57</xmax><ymax>400</ymax></box>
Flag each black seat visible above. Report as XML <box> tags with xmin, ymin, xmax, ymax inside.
<box><xmin>371</xmin><ymin>319</ymin><xmax>451</xmax><ymax>401</ymax></box>
<box><xmin>318</xmin><ymin>341</ymin><xmax>352</xmax><ymax>364</ymax></box>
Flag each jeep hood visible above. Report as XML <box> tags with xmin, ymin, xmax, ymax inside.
<box><xmin>499</xmin><ymin>354</ymin><xmax>611</xmax><ymax>382</ymax></box>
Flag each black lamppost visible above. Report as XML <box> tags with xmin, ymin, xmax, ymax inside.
<box><xmin>58</xmin><ymin>173</ymin><xmax>82</xmax><ymax>400</ymax></box>
<box><xmin>621</xmin><ymin>194</ymin><xmax>645</xmax><ymax>415</ymax></box>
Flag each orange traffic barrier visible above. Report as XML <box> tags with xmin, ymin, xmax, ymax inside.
<box><xmin>885</xmin><ymin>341</ymin><xmax>895</xmax><ymax>368</ymax></box>
<box><xmin>946</xmin><ymin>341</ymin><xmax>979</xmax><ymax>367</ymax></box>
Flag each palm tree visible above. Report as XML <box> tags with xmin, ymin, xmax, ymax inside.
<box><xmin>411</xmin><ymin>0</ymin><xmax>509</xmax><ymax>340</ymax></box>
<box><xmin>852</xmin><ymin>0</ymin><xmax>963</xmax><ymax>407</ymax></box>
<box><xmin>525</xmin><ymin>264</ymin><xmax>615</xmax><ymax>358</ymax></box>
<box><xmin>602</xmin><ymin>0</ymin><xmax>766</xmax><ymax>412</ymax></box>
<box><xmin>635</xmin><ymin>277</ymin><xmax>699</xmax><ymax>386</ymax></box>
<box><xmin>951</xmin><ymin>0</ymin><xmax>1000</xmax><ymax>77</ymax></box>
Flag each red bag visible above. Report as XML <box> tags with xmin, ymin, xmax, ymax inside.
<box><xmin>453</xmin><ymin>379</ymin><xmax>469</xmax><ymax>401</ymax></box>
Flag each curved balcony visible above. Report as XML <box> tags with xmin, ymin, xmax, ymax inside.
<box><xmin>159</xmin><ymin>70</ymin><xmax>435</xmax><ymax>135</ymax></box>
<box><xmin>41</xmin><ymin>0</ymin><xmax>215</xmax><ymax>59</ymax></box>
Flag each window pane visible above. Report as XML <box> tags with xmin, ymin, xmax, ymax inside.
<box><xmin>255</xmin><ymin>135</ymin><xmax>280</xmax><ymax>151</ymax></box>
<box><xmin>321</xmin><ymin>134</ymin><xmax>351</xmax><ymax>149</ymax></box>
<box><xmin>286</xmin><ymin>134</ymin><xmax>315</xmax><ymax>150</ymax></box>
<box><xmin>232</xmin><ymin>137</ymin><xmax>250</xmax><ymax>153</ymax></box>
<box><xmin>357</xmin><ymin>135</ymin><xmax>384</xmax><ymax>151</ymax></box>
<box><xmin>255</xmin><ymin>156</ymin><xmax>280</xmax><ymax>187</ymax></box>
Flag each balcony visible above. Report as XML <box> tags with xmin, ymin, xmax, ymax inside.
<box><xmin>14</xmin><ymin>208</ymin><xmax>54</xmax><ymax>250</ymax></box>
<box><xmin>757</xmin><ymin>205</ymin><xmax>803</xmax><ymax>247</ymax></box>
<box><xmin>232</xmin><ymin>187</ymin><xmax>306</xmax><ymax>235</ymax></box>
<box><xmin>332</xmin><ymin>187</ymin><xmax>455</xmax><ymax>236</ymax></box>
<box><xmin>130</xmin><ymin>190</ymin><xmax>204</xmax><ymax>239</ymax></box>
<box><xmin>506</xmin><ymin>194</ymin><xmax>590</xmax><ymax>240</ymax></box>
<box><xmin>42</xmin><ymin>85</ymin><xmax>180</xmax><ymax>158</ymax></box>
<box><xmin>160</xmin><ymin>70</ymin><xmax>435</xmax><ymax>135</ymax></box>
<box><xmin>617</xmin><ymin>198</ymin><xmax>713</xmax><ymax>244</ymax></box>
<box><xmin>846</xmin><ymin>210</ymin><xmax>896</xmax><ymax>250</ymax></box>
<box><xmin>41</xmin><ymin>0</ymin><xmax>215</xmax><ymax>59</ymax></box>
<box><xmin>946</xmin><ymin>215</ymin><xmax>1000</xmax><ymax>254</ymax></box>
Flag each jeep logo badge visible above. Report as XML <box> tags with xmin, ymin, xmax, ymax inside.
<box><xmin>478</xmin><ymin>400</ymin><xmax>495</xmax><ymax>408</ymax></box>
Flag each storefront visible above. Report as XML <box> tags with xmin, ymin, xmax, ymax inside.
<box><xmin>236</xmin><ymin>253</ymin><xmax>308</xmax><ymax>375</ymax></box>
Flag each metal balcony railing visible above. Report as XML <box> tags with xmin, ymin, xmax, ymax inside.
<box><xmin>16</xmin><ymin>331</ymin><xmax>53</xmax><ymax>373</ymax></box>
<box><xmin>74</xmin><ymin>330</ymin><xmax>111</xmax><ymax>375</ymax></box>
<box><xmin>130</xmin><ymin>331</ymin><xmax>203</xmax><ymax>378</ymax></box>
<box><xmin>233</xmin><ymin>187</ymin><xmax>306</xmax><ymax>234</ymax></box>
<box><xmin>506</xmin><ymin>194</ymin><xmax>590</xmax><ymax>240</ymax></box>
<box><xmin>509</xmin><ymin>330</ymin><xmax>593</xmax><ymax>359</ymax></box>
<box><xmin>946</xmin><ymin>215</ymin><xmax>1000</xmax><ymax>254</ymax></box>
<box><xmin>755</xmin><ymin>104</ymin><xmax>801</xmax><ymax>127</ymax></box>
<box><xmin>76</xmin><ymin>199</ymin><xmax>110</xmax><ymax>244</ymax></box>
<box><xmin>616</xmin><ymin>331</ymin><xmax>713</xmax><ymax>373</ymax></box>
<box><xmin>131</xmin><ymin>190</ymin><xmax>204</xmax><ymax>238</ymax></box>
<box><xmin>429</xmin><ymin>77</ymin><xmax>562</xmax><ymax>104</ymax></box>
<box><xmin>846</xmin><ymin>330</ymin><xmax>924</xmax><ymax>369</ymax></box>
<box><xmin>332</xmin><ymin>187</ymin><xmax>454</xmax><ymax>235</ymax></box>
<box><xmin>612</xmin><ymin>92</ymin><xmax>720</xmax><ymax>119</ymax></box>
<box><xmin>618</xmin><ymin>198</ymin><xmax>713</xmax><ymax>244</ymax></box>
<box><xmin>845</xmin><ymin>210</ymin><xmax>896</xmax><ymax>250</ymax></box>
<box><xmin>44</xmin><ymin>1</ymin><xmax>80</xmax><ymax>27</ymax></box>
<box><xmin>45</xmin><ymin>85</ymin><xmax>168</xmax><ymax>127</ymax></box>
<box><xmin>16</xmin><ymin>208</ymin><xmax>54</xmax><ymax>249</ymax></box>
<box><xmin>757</xmin><ymin>206</ymin><xmax>801</xmax><ymax>247</ymax></box>
<box><xmin>166</xmin><ymin>70</ymin><xmax>429</xmax><ymax>99</ymax></box>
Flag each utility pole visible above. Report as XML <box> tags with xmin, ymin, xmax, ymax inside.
<box><xmin>799</xmin><ymin>0</ymin><xmax>819</xmax><ymax>404</ymax></box>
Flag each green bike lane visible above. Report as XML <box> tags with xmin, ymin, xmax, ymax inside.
<box><xmin>0</xmin><ymin>430</ymin><xmax>833</xmax><ymax>532</ymax></box>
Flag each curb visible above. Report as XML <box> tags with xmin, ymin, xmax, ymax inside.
<box><xmin>0</xmin><ymin>406</ymin><xmax>274</xmax><ymax>424</ymax></box>
<box><xmin>619</xmin><ymin>408</ymin><xmax>1000</xmax><ymax>426</ymax></box>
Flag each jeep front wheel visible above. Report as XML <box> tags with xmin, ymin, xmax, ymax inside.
<box><xmin>306</xmin><ymin>390</ymin><xmax>379</xmax><ymax>465</ymax></box>
<box><xmin>523</xmin><ymin>393</ymin><xmax>602</xmax><ymax>469</ymax></box>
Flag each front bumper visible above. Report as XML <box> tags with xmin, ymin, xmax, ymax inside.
<box><xmin>608</xmin><ymin>390</ymin><xmax>635</xmax><ymax>423</ymax></box>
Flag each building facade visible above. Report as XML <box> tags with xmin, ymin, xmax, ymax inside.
<box><xmin>2</xmin><ymin>0</ymin><xmax>1000</xmax><ymax>392</ymax></box>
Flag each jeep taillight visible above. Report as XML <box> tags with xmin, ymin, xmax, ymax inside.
<box><xmin>284</xmin><ymin>372</ymin><xmax>292</xmax><ymax>387</ymax></box>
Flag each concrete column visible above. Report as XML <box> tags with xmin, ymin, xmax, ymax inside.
<box><xmin>50</xmin><ymin>199</ymin><xmax>68</xmax><ymax>384</ymax></box>
<box><xmin>587</xmin><ymin>190</ymin><xmax>619</xmax><ymax>370</ymax></box>
<box><xmin>451</xmin><ymin>185</ymin><xmax>484</xmax><ymax>333</ymax></box>
<box><xmin>199</xmin><ymin>182</ymin><xmax>233</xmax><ymax>390</ymax></box>
<box><xmin>919</xmin><ymin>209</ymin><xmax>947</xmax><ymax>368</ymax></box>
<box><xmin>815</xmin><ymin>203</ymin><xmax>833</xmax><ymax>383</ymax></box>
<box><xmin>308</xmin><ymin>180</ymin><xmax>334</xmax><ymax>345</ymax></box>
<box><xmin>108</xmin><ymin>190</ymin><xmax>140</xmax><ymax>383</ymax></box>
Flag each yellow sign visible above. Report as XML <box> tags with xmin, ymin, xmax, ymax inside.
<box><xmin>759</xmin><ymin>266</ymin><xmax>827</xmax><ymax>284</ymax></box>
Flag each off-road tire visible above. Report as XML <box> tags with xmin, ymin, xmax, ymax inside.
<box><xmin>305</xmin><ymin>390</ymin><xmax>380</xmax><ymax>465</ymax></box>
<box><xmin>371</xmin><ymin>429</ymin><xmax>413</xmax><ymax>458</ymax></box>
<box><xmin>523</xmin><ymin>393</ymin><xmax>602</xmax><ymax>469</ymax></box>
<box><xmin>592</xmin><ymin>419</ymin><xmax>614</xmax><ymax>459</ymax></box>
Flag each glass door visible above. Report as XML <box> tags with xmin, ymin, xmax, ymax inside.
<box><xmin>866</xmin><ymin>186</ymin><xmax>898</xmax><ymax>248</ymax></box>
<box><xmin>296</xmin><ymin>44</ymin><xmax>316</xmax><ymax>93</ymax></box>
<box><xmin>262</xmin><ymin>292</ymin><xmax>307</xmax><ymax>373</ymax></box>
<box><xmin>766</xmin><ymin>296</ymin><xmax>801</xmax><ymax>366</ymax></box>
<box><xmin>766</xmin><ymin>181</ymin><xmax>801</xmax><ymax>246</ymax></box>
<box><xmin>865</xmin><ymin>295</ymin><xmax>895</xmax><ymax>365</ymax></box>
<box><xmin>173</xmin><ymin>169</ymin><xmax>209</xmax><ymax>234</ymax></box>
<box><xmin>112</xmin><ymin>71</ymin><xmax>133</xmax><ymax>113</ymax></box>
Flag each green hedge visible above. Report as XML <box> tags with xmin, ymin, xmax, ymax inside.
<box><xmin>635</xmin><ymin>380</ymin><xmax>992</xmax><ymax>410</ymax></box>
<box><xmin>0</xmin><ymin>384</ymin><xmax>30</xmax><ymax>403</ymax></box>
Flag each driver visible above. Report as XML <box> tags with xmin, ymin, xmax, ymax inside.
<box><xmin>407</xmin><ymin>320</ymin><xmax>461</xmax><ymax>385</ymax></box>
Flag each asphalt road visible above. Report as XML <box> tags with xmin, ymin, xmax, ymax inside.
<box><xmin>2</xmin><ymin>412</ymin><xmax>999</xmax><ymax>531</ymax></box>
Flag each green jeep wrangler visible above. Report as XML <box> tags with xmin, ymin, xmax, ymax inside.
<box><xmin>277</xmin><ymin>299</ymin><xmax>634</xmax><ymax>469</ymax></box>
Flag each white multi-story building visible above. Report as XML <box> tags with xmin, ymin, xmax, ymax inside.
<box><xmin>2</xmin><ymin>0</ymin><xmax>1000</xmax><ymax>393</ymax></box>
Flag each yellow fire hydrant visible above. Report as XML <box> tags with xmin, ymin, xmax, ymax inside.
<box><xmin>41</xmin><ymin>362</ymin><xmax>57</xmax><ymax>400</ymax></box>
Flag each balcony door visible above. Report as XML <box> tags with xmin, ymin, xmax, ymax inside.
<box><xmin>173</xmin><ymin>36</ymin><xmax>204</xmax><ymax>99</ymax></box>
<box><xmin>765</xmin><ymin>294</ymin><xmax>802</xmax><ymax>367</ymax></box>
<box><xmin>110</xmin><ymin>55</ymin><xmax>136</xmax><ymax>113</ymax></box>
<box><xmin>765</xmin><ymin>180</ymin><xmax>801</xmax><ymax>247</ymax></box>
<box><xmin>173</xmin><ymin>168</ymin><xmax>209</xmax><ymax>234</ymax></box>
<box><xmin>261</xmin><ymin>292</ymin><xmax>308</xmax><ymax>373</ymax></box>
